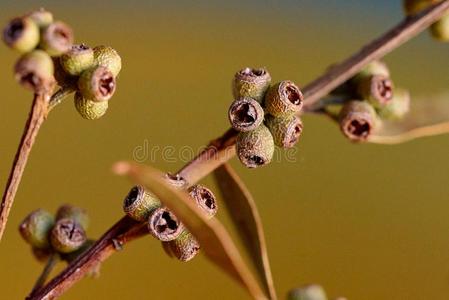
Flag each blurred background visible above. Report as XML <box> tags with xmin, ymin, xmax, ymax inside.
<box><xmin>1</xmin><ymin>1</ymin><xmax>449</xmax><ymax>299</ymax></box>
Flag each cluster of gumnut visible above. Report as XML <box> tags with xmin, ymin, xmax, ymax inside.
<box><xmin>404</xmin><ymin>0</ymin><xmax>449</xmax><ymax>41</ymax></box>
<box><xmin>2</xmin><ymin>8</ymin><xmax>121</xmax><ymax>120</ymax></box>
<box><xmin>228</xmin><ymin>67</ymin><xmax>304</xmax><ymax>168</ymax></box>
<box><xmin>325</xmin><ymin>61</ymin><xmax>411</xmax><ymax>142</ymax></box>
<box><xmin>19</xmin><ymin>205</ymin><xmax>94</xmax><ymax>268</ymax></box>
<box><xmin>122</xmin><ymin>174</ymin><xmax>218</xmax><ymax>262</ymax></box>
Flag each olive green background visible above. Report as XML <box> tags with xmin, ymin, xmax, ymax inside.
<box><xmin>1</xmin><ymin>1</ymin><xmax>449</xmax><ymax>299</ymax></box>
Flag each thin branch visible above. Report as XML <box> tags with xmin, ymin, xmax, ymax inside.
<box><xmin>28</xmin><ymin>2</ymin><xmax>449</xmax><ymax>299</ymax></box>
<box><xmin>0</xmin><ymin>93</ymin><xmax>50</xmax><ymax>242</ymax></box>
<box><xmin>369</xmin><ymin>121</ymin><xmax>449</xmax><ymax>144</ymax></box>
<box><xmin>30</xmin><ymin>253</ymin><xmax>60</xmax><ymax>296</ymax></box>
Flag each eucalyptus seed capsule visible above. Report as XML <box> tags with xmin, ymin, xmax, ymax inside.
<box><xmin>60</xmin><ymin>239</ymin><xmax>94</xmax><ymax>264</ymax></box>
<box><xmin>188</xmin><ymin>185</ymin><xmax>218</xmax><ymax>217</ymax></box>
<box><xmin>430</xmin><ymin>14</ymin><xmax>449</xmax><ymax>42</ymax></box>
<box><xmin>2</xmin><ymin>16</ymin><xmax>39</xmax><ymax>53</ymax></box>
<box><xmin>236</xmin><ymin>124</ymin><xmax>275</xmax><ymax>168</ymax></box>
<box><xmin>228</xmin><ymin>97</ymin><xmax>265</xmax><ymax>132</ymax></box>
<box><xmin>74</xmin><ymin>92</ymin><xmax>109</xmax><ymax>120</ymax></box>
<box><xmin>165</xmin><ymin>231</ymin><xmax>200</xmax><ymax>262</ymax></box>
<box><xmin>27</xmin><ymin>8</ymin><xmax>54</xmax><ymax>28</ymax></box>
<box><xmin>40</xmin><ymin>21</ymin><xmax>74</xmax><ymax>56</ymax></box>
<box><xmin>232</xmin><ymin>67</ymin><xmax>271</xmax><ymax>103</ymax></box>
<box><xmin>356</xmin><ymin>74</ymin><xmax>394</xmax><ymax>108</ymax></box>
<box><xmin>339</xmin><ymin>100</ymin><xmax>378</xmax><ymax>142</ymax></box>
<box><xmin>19</xmin><ymin>209</ymin><xmax>55</xmax><ymax>249</ymax></box>
<box><xmin>55</xmin><ymin>204</ymin><xmax>89</xmax><ymax>230</ymax></box>
<box><xmin>147</xmin><ymin>207</ymin><xmax>184</xmax><ymax>242</ymax></box>
<box><xmin>264</xmin><ymin>80</ymin><xmax>304</xmax><ymax>116</ymax></box>
<box><xmin>288</xmin><ymin>285</ymin><xmax>328</xmax><ymax>300</ymax></box>
<box><xmin>352</xmin><ymin>60</ymin><xmax>390</xmax><ymax>84</ymax></box>
<box><xmin>78</xmin><ymin>66</ymin><xmax>116</xmax><ymax>102</ymax></box>
<box><xmin>50</xmin><ymin>218</ymin><xmax>87</xmax><ymax>253</ymax></box>
<box><xmin>123</xmin><ymin>185</ymin><xmax>161</xmax><ymax>222</ymax></box>
<box><xmin>14</xmin><ymin>49</ymin><xmax>55</xmax><ymax>92</ymax></box>
<box><xmin>266</xmin><ymin>113</ymin><xmax>303</xmax><ymax>148</ymax></box>
<box><xmin>60</xmin><ymin>44</ymin><xmax>95</xmax><ymax>76</ymax></box>
<box><xmin>164</xmin><ymin>173</ymin><xmax>188</xmax><ymax>190</ymax></box>
<box><xmin>93</xmin><ymin>45</ymin><xmax>122</xmax><ymax>77</ymax></box>
<box><xmin>377</xmin><ymin>88</ymin><xmax>411</xmax><ymax>120</ymax></box>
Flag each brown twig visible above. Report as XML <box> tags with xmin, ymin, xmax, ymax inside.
<box><xmin>0</xmin><ymin>93</ymin><xmax>50</xmax><ymax>242</ymax></box>
<box><xmin>28</xmin><ymin>2</ymin><xmax>449</xmax><ymax>299</ymax></box>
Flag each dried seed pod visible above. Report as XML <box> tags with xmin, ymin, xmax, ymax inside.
<box><xmin>31</xmin><ymin>246</ymin><xmax>52</xmax><ymax>263</ymax></box>
<box><xmin>188</xmin><ymin>184</ymin><xmax>218</xmax><ymax>217</ymax></box>
<box><xmin>60</xmin><ymin>44</ymin><xmax>95</xmax><ymax>76</ymax></box>
<box><xmin>19</xmin><ymin>209</ymin><xmax>55</xmax><ymax>249</ymax></box>
<box><xmin>123</xmin><ymin>185</ymin><xmax>160</xmax><ymax>222</ymax></box>
<box><xmin>56</xmin><ymin>204</ymin><xmax>89</xmax><ymax>230</ymax></box>
<box><xmin>165</xmin><ymin>231</ymin><xmax>200</xmax><ymax>262</ymax></box>
<box><xmin>266</xmin><ymin>113</ymin><xmax>303</xmax><ymax>148</ymax></box>
<box><xmin>228</xmin><ymin>97</ymin><xmax>264</xmax><ymax>132</ymax></box>
<box><xmin>14</xmin><ymin>50</ymin><xmax>55</xmax><ymax>92</ymax></box>
<box><xmin>27</xmin><ymin>8</ymin><xmax>53</xmax><ymax>28</ymax></box>
<box><xmin>164</xmin><ymin>173</ymin><xmax>188</xmax><ymax>190</ymax></box>
<box><xmin>78</xmin><ymin>66</ymin><xmax>116</xmax><ymax>102</ymax></box>
<box><xmin>53</xmin><ymin>57</ymin><xmax>76</xmax><ymax>87</ymax></box>
<box><xmin>236</xmin><ymin>124</ymin><xmax>275</xmax><ymax>168</ymax></box>
<box><xmin>377</xmin><ymin>88</ymin><xmax>411</xmax><ymax>120</ymax></box>
<box><xmin>288</xmin><ymin>285</ymin><xmax>328</xmax><ymax>300</ymax></box>
<box><xmin>264</xmin><ymin>80</ymin><xmax>304</xmax><ymax>116</ymax></box>
<box><xmin>147</xmin><ymin>207</ymin><xmax>184</xmax><ymax>242</ymax></box>
<box><xmin>232</xmin><ymin>67</ymin><xmax>271</xmax><ymax>103</ymax></box>
<box><xmin>352</xmin><ymin>60</ymin><xmax>390</xmax><ymax>83</ymax></box>
<box><xmin>40</xmin><ymin>21</ymin><xmax>74</xmax><ymax>56</ymax></box>
<box><xmin>430</xmin><ymin>14</ymin><xmax>449</xmax><ymax>42</ymax></box>
<box><xmin>60</xmin><ymin>239</ymin><xmax>95</xmax><ymax>264</ymax></box>
<box><xmin>356</xmin><ymin>74</ymin><xmax>394</xmax><ymax>108</ymax></box>
<box><xmin>93</xmin><ymin>45</ymin><xmax>122</xmax><ymax>77</ymax></box>
<box><xmin>339</xmin><ymin>100</ymin><xmax>378</xmax><ymax>142</ymax></box>
<box><xmin>50</xmin><ymin>218</ymin><xmax>87</xmax><ymax>253</ymax></box>
<box><xmin>74</xmin><ymin>92</ymin><xmax>109</xmax><ymax>120</ymax></box>
<box><xmin>2</xmin><ymin>16</ymin><xmax>39</xmax><ymax>52</ymax></box>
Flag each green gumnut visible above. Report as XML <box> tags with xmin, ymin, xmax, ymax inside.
<box><xmin>19</xmin><ymin>209</ymin><xmax>55</xmax><ymax>249</ymax></box>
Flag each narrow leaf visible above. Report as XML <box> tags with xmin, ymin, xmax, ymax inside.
<box><xmin>113</xmin><ymin>161</ymin><xmax>267</xmax><ymax>300</ymax></box>
<box><xmin>370</xmin><ymin>94</ymin><xmax>449</xmax><ymax>144</ymax></box>
<box><xmin>214</xmin><ymin>163</ymin><xmax>277</xmax><ymax>300</ymax></box>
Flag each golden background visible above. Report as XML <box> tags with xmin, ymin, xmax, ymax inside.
<box><xmin>1</xmin><ymin>1</ymin><xmax>449</xmax><ymax>299</ymax></box>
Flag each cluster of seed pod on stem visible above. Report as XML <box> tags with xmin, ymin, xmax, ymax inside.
<box><xmin>324</xmin><ymin>61</ymin><xmax>411</xmax><ymax>142</ymax></box>
<box><xmin>123</xmin><ymin>174</ymin><xmax>218</xmax><ymax>262</ymax></box>
<box><xmin>2</xmin><ymin>8</ymin><xmax>122</xmax><ymax>120</ymax></box>
<box><xmin>229</xmin><ymin>67</ymin><xmax>304</xmax><ymax>168</ymax></box>
<box><xmin>19</xmin><ymin>205</ymin><xmax>95</xmax><ymax>267</ymax></box>
<box><xmin>403</xmin><ymin>0</ymin><xmax>449</xmax><ymax>41</ymax></box>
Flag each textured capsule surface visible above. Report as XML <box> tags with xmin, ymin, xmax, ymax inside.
<box><xmin>166</xmin><ymin>230</ymin><xmax>200</xmax><ymax>262</ymax></box>
<box><xmin>266</xmin><ymin>113</ymin><xmax>303</xmax><ymax>148</ymax></box>
<box><xmin>264</xmin><ymin>81</ymin><xmax>304</xmax><ymax>116</ymax></box>
<box><xmin>236</xmin><ymin>124</ymin><xmax>275</xmax><ymax>168</ymax></box>
<box><xmin>228</xmin><ymin>97</ymin><xmax>265</xmax><ymax>132</ymax></box>
<box><xmin>14</xmin><ymin>50</ymin><xmax>55</xmax><ymax>92</ymax></box>
<box><xmin>339</xmin><ymin>100</ymin><xmax>378</xmax><ymax>142</ymax></box>
<box><xmin>60</xmin><ymin>44</ymin><xmax>95</xmax><ymax>76</ymax></box>
<box><xmin>19</xmin><ymin>209</ymin><xmax>55</xmax><ymax>249</ymax></box>
<box><xmin>40</xmin><ymin>21</ymin><xmax>74</xmax><ymax>56</ymax></box>
<box><xmin>356</xmin><ymin>74</ymin><xmax>394</xmax><ymax>108</ymax></box>
<box><xmin>148</xmin><ymin>207</ymin><xmax>184</xmax><ymax>242</ymax></box>
<box><xmin>74</xmin><ymin>92</ymin><xmax>109</xmax><ymax>120</ymax></box>
<box><xmin>288</xmin><ymin>285</ymin><xmax>328</xmax><ymax>300</ymax></box>
<box><xmin>123</xmin><ymin>185</ymin><xmax>160</xmax><ymax>222</ymax></box>
<box><xmin>56</xmin><ymin>204</ymin><xmax>89</xmax><ymax>230</ymax></box>
<box><xmin>78</xmin><ymin>66</ymin><xmax>116</xmax><ymax>102</ymax></box>
<box><xmin>50</xmin><ymin>218</ymin><xmax>87</xmax><ymax>253</ymax></box>
<box><xmin>232</xmin><ymin>67</ymin><xmax>271</xmax><ymax>103</ymax></box>
<box><xmin>2</xmin><ymin>17</ymin><xmax>40</xmax><ymax>53</ymax></box>
<box><xmin>377</xmin><ymin>88</ymin><xmax>411</xmax><ymax>120</ymax></box>
<box><xmin>93</xmin><ymin>45</ymin><xmax>122</xmax><ymax>77</ymax></box>
<box><xmin>188</xmin><ymin>185</ymin><xmax>218</xmax><ymax>217</ymax></box>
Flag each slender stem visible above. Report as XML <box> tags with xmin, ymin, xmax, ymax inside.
<box><xmin>30</xmin><ymin>253</ymin><xmax>60</xmax><ymax>297</ymax></box>
<box><xmin>48</xmin><ymin>85</ymin><xmax>76</xmax><ymax>112</ymax></box>
<box><xmin>27</xmin><ymin>2</ymin><xmax>449</xmax><ymax>299</ymax></box>
<box><xmin>0</xmin><ymin>93</ymin><xmax>50</xmax><ymax>242</ymax></box>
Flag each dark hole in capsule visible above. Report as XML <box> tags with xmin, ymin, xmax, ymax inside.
<box><xmin>348</xmin><ymin>120</ymin><xmax>370</xmax><ymax>137</ymax></box>
<box><xmin>290</xmin><ymin>125</ymin><xmax>302</xmax><ymax>144</ymax></box>
<box><xmin>235</xmin><ymin>103</ymin><xmax>256</xmax><ymax>124</ymax></box>
<box><xmin>53</xmin><ymin>27</ymin><xmax>69</xmax><ymax>42</ymax></box>
<box><xmin>156</xmin><ymin>211</ymin><xmax>178</xmax><ymax>233</ymax></box>
<box><xmin>125</xmin><ymin>187</ymin><xmax>139</xmax><ymax>207</ymax></box>
<box><xmin>200</xmin><ymin>191</ymin><xmax>216</xmax><ymax>210</ymax></box>
<box><xmin>241</xmin><ymin>68</ymin><xmax>265</xmax><ymax>77</ymax></box>
<box><xmin>6</xmin><ymin>19</ymin><xmax>24</xmax><ymax>40</ymax></box>
<box><xmin>285</xmin><ymin>85</ymin><xmax>301</xmax><ymax>105</ymax></box>
<box><xmin>378</xmin><ymin>78</ymin><xmax>393</xmax><ymax>100</ymax></box>
<box><xmin>99</xmin><ymin>75</ymin><xmax>115</xmax><ymax>96</ymax></box>
<box><xmin>248</xmin><ymin>155</ymin><xmax>265</xmax><ymax>166</ymax></box>
<box><xmin>21</xmin><ymin>72</ymin><xmax>40</xmax><ymax>89</ymax></box>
